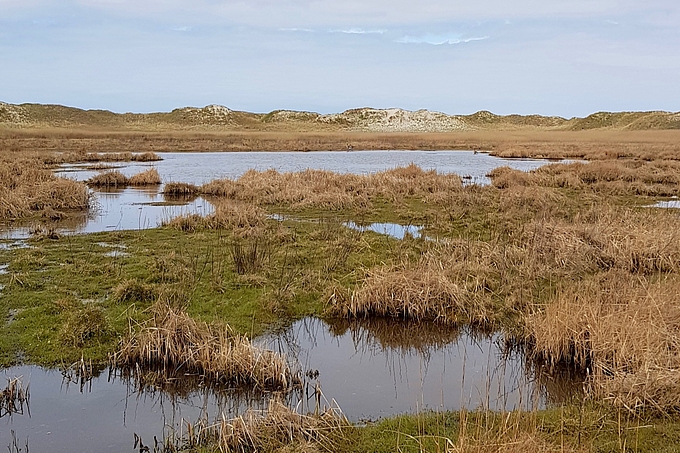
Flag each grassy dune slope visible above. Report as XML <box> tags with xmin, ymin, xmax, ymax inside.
<box><xmin>2</xmin><ymin>101</ymin><xmax>680</xmax><ymax>132</ymax></box>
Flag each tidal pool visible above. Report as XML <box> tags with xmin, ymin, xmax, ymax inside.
<box><xmin>0</xmin><ymin>317</ymin><xmax>577</xmax><ymax>452</ymax></box>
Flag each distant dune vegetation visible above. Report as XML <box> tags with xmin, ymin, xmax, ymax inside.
<box><xmin>1</xmin><ymin>101</ymin><xmax>679</xmax><ymax>132</ymax></box>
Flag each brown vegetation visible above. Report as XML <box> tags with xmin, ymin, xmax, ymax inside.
<box><xmin>200</xmin><ymin>164</ymin><xmax>462</xmax><ymax>210</ymax></box>
<box><xmin>113</xmin><ymin>303</ymin><xmax>299</xmax><ymax>391</ymax></box>
<box><xmin>0</xmin><ymin>156</ymin><xmax>90</xmax><ymax>220</ymax></box>
<box><xmin>176</xmin><ymin>400</ymin><xmax>347</xmax><ymax>453</ymax></box>
<box><xmin>87</xmin><ymin>168</ymin><xmax>161</xmax><ymax>187</ymax></box>
<box><xmin>127</xmin><ymin>168</ymin><xmax>161</xmax><ymax>186</ymax></box>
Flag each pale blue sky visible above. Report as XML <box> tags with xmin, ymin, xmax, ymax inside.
<box><xmin>1</xmin><ymin>1</ymin><xmax>678</xmax><ymax>117</ymax></box>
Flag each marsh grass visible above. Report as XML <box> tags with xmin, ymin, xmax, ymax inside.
<box><xmin>87</xmin><ymin>170</ymin><xmax>128</xmax><ymax>187</ymax></box>
<box><xmin>163</xmin><ymin>181</ymin><xmax>200</xmax><ymax>196</ymax></box>
<box><xmin>0</xmin><ymin>156</ymin><xmax>90</xmax><ymax>220</ymax></box>
<box><xmin>113</xmin><ymin>302</ymin><xmax>300</xmax><ymax>391</ymax></box>
<box><xmin>87</xmin><ymin>168</ymin><xmax>162</xmax><ymax>187</ymax></box>
<box><xmin>166</xmin><ymin>399</ymin><xmax>347</xmax><ymax>453</ymax></box>
<box><xmin>524</xmin><ymin>272</ymin><xmax>680</xmax><ymax>413</ymax></box>
<box><xmin>59</xmin><ymin>305</ymin><xmax>111</xmax><ymax>347</ymax></box>
<box><xmin>127</xmin><ymin>168</ymin><xmax>161</xmax><ymax>185</ymax></box>
<box><xmin>200</xmin><ymin>164</ymin><xmax>462</xmax><ymax>211</ymax></box>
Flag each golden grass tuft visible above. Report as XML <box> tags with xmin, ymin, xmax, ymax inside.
<box><xmin>127</xmin><ymin>168</ymin><xmax>161</xmax><ymax>186</ymax></box>
<box><xmin>524</xmin><ymin>271</ymin><xmax>680</xmax><ymax>412</ymax></box>
<box><xmin>86</xmin><ymin>170</ymin><xmax>128</xmax><ymax>187</ymax></box>
<box><xmin>163</xmin><ymin>181</ymin><xmax>200</xmax><ymax>196</ymax></box>
<box><xmin>177</xmin><ymin>400</ymin><xmax>347</xmax><ymax>453</ymax></box>
<box><xmin>112</xmin><ymin>279</ymin><xmax>158</xmax><ymax>303</ymax></box>
<box><xmin>59</xmin><ymin>305</ymin><xmax>111</xmax><ymax>347</ymax></box>
<box><xmin>200</xmin><ymin>164</ymin><xmax>462</xmax><ymax>210</ymax></box>
<box><xmin>113</xmin><ymin>303</ymin><xmax>299</xmax><ymax>391</ymax></box>
<box><xmin>0</xmin><ymin>163</ymin><xmax>90</xmax><ymax>220</ymax></box>
<box><xmin>327</xmin><ymin>262</ymin><xmax>493</xmax><ymax>326</ymax></box>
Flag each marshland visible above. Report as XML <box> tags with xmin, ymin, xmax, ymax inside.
<box><xmin>3</xmin><ymin>125</ymin><xmax>680</xmax><ymax>452</ymax></box>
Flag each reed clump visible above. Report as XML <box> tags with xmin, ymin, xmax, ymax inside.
<box><xmin>328</xmin><ymin>263</ymin><xmax>493</xmax><ymax>326</ymax></box>
<box><xmin>163</xmin><ymin>182</ymin><xmax>199</xmax><ymax>196</ymax></box>
<box><xmin>88</xmin><ymin>168</ymin><xmax>161</xmax><ymax>187</ymax></box>
<box><xmin>86</xmin><ymin>170</ymin><xmax>128</xmax><ymax>187</ymax></box>
<box><xmin>524</xmin><ymin>271</ymin><xmax>680</xmax><ymax>412</ymax></box>
<box><xmin>164</xmin><ymin>202</ymin><xmax>266</xmax><ymax>233</ymax></box>
<box><xmin>490</xmin><ymin>160</ymin><xmax>680</xmax><ymax>196</ymax></box>
<box><xmin>0</xmin><ymin>155</ymin><xmax>90</xmax><ymax>220</ymax></box>
<box><xmin>200</xmin><ymin>164</ymin><xmax>463</xmax><ymax>210</ymax></box>
<box><xmin>177</xmin><ymin>400</ymin><xmax>347</xmax><ymax>453</ymax></box>
<box><xmin>127</xmin><ymin>168</ymin><xmax>161</xmax><ymax>186</ymax></box>
<box><xmin>61</xmin><ymin>151</ymin><xmax>161</xmax><ymax>163</ymax></box>
<box><xmin>113</xmin><ymin>303</ymin><xmax>299</xmax><ymax>391</ymax></box>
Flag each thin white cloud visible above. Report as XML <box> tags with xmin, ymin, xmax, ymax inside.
<box><xmin>397</xmin><ymin>34</ymin><xmax>489</xmax><ymax>45</ymax></box>
<box><xmin>172</xmin><ymin>26</ymin><xmax>190</xmax><ymax>32</ymax></box>
<box><xmin>280</xmin><ymin>27</ymin><xmax>315</xmax><ymax>32</ymax></box>
<box><xmin>329</xmin><ymin>28</ymin><xmax>387</xmax><ymax>34</ymax></box>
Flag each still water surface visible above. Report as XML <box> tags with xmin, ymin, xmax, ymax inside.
<box><xmin>1</xmin><ymin>318</ymin><xmax>557</xmax><ymax>453</ymax></box>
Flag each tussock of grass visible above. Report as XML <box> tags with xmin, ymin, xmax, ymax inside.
<box><xmin>0</xmin><ymin>157</ymin><xmax>90</xmax><ymax>220</ymax></box>
<box><xmin>200</xmin><ymin>164</ymin><xmax>462</xmax><ymax>210</ymax></box>
<box><xmin>128</xmin><ymin>168</ymin><xmax>161</xmax><ymax>186</ymax></box>
<box><xmin>525</xmin><ymin>271</ymin><xmax>680</xmax><ymax>412</ymax></box>
<box><xmin>163</xmin><ymin>181</ymin><xmax>199</xmax><ymax>196</ymax></box>
<box><xmin>112</xmin><ymin>279</ymin><xmax>158</xmax><ymax>304</ymax></box>
<box><xmin>113</xmin><ymin>303</ymin><xmax>299</xmax><ymax>391</ymax></box>
<box><xmin>179</xmin><ymin>400</ymin><xmax>347</xmax><ymax>453</ymax></box>
<box><xmin>87</xmin><ymin>170</ymin><xmax>128</xmax><ymax>187</ymax></box>
<box><xmin>164</xmin><ymin>202</ymin><xmax>266</xmax><ymax>234</ymax></box>
<box><xmin>328</xmin><ymin>263</ymin><xmax>492</xmax><ymax>326</ymax></box>
<box><xmin>59</xmin><ymin>305</ymin><xmax>111</xmax><ymax>347</ymax></box>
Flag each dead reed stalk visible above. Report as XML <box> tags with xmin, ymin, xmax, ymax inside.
<box><xmin>1</xmin><ymin>377</ymin><xmax>30</xmax><ymax>418</ymax></box>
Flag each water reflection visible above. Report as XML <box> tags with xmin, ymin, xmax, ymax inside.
<box><xmin>344</xmin><ymin>221</ymin><xmax>422</xmax><ymax>239</ymax></box>
<box><xmin>0</xmin><ymin>317</ymin><xmax>583</xmax><ymax>452</ymax></box>
<box><xmin>261</xmin><ymin>318</ymin><xmax>543</xmax><ymax>419</ymax></box>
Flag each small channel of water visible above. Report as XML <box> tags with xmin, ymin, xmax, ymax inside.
<box><xmin>1</xmin><ymin>317</ymin><xmax>570</xmax><ymax>452</ymax></box>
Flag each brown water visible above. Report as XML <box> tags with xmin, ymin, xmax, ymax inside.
<box><xmin>0</xmin><ymin>317</ymin><xmax>579</xmax><ymax>452</ymax></box>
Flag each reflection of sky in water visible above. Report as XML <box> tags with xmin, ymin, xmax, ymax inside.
<box><xmin>0</xmin><ymin>365</ymin><xmax>278</xmax><ymax>453</ymax></box>
<box><xmin>648</xmin><ymin>200</ymin><xmax>680</xmax><ymax>209</ymax></box>
<box><xmin>0</xmin><ymin>317</ymin><xmax>553</xmax><ymax>452</ymax></box>
<box><xmin>55</xmin><ymin>150</ymin><xmax>563</xmax><ymax>186</ymax></box>
<box><xmin>85</xmin><ymin>187</ymin><xmax>212</xmax><ymax>233</ymax></box>
<box><xmin>261</xmin><ymin>318</ymin><xmax>542</xmax><ymax>420</ymax></box>
<box><xmin>345</xmin><ymin>221</ymin><xmax>421</xmax><ymax>239</ymax></box>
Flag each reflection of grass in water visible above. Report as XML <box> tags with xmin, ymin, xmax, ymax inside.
<box><xmin>326</xmin><ymin>317</ymin><xmax>464</xmax><ymax>356</ymax></box>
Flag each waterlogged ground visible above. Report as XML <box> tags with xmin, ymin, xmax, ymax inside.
<box><xmin>0</xmin><ymin>317</ymin><xmax>566</xmax><ymax>452</ymax></box>
<box><xmin>0</xmin><ymin>150</ymin><xmax>569</xmax><ymax>240</ymax></box>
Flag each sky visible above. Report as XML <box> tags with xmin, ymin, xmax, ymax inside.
<box><xmin>0</xmin><ymin>1</ymin><xmax>678</xmax><ymax>117</ymax></box>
